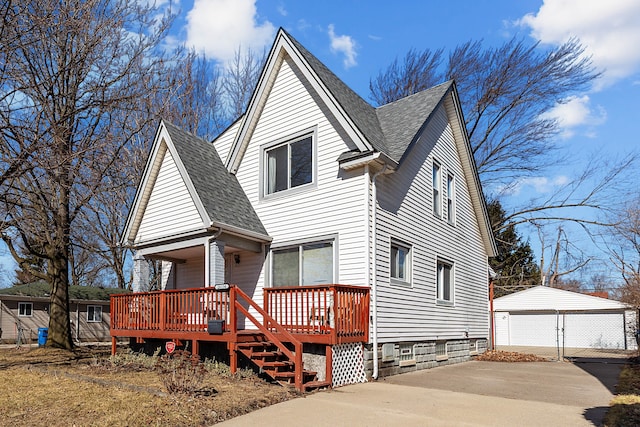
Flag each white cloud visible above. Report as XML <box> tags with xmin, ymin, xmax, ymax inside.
<box><xmin>541</xmin><ymin>95</ymin><xmax>607</xmax><ymax>139</ymax></box>
<box><xmin>517</xmin><ymin>0</ymin><xmax>640</xmax><ymax>89</ymax></box>
<box><xmin>500</xmin><ymin>175</ymin><xmax>570</xmax><ymax>196</ymax></box>
<box><xmin>185</xmin><ymin>0</ymin><xmax>275</xmax><ymax>64</ymax></box>
<box><xmin>327</xmin><ymin>24</ymin><xmax>357</xmax><ymax>69</ymax></box>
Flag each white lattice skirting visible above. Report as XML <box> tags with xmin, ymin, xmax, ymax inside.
<box><xmin>332</xmin><ymin>343</ymin><xmax>368</xmax><ymax>387</ymax></box>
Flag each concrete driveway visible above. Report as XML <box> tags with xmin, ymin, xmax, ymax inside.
<box><xmin>218</xmin><ymin>359</ymin><xmax>622</xmax><ymax>426</ymax></box>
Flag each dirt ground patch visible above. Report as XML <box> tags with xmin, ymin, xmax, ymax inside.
<box><xmin>0</xmin><ymin>346</ymin><xmax>299</xmax><ymax>426</ymax></box>
<box><xmin>474</xmin><ymin>350</ymin><xmax>551</xmax><ymax>362</ymax></box>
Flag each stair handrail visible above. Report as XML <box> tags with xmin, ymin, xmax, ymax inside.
<box><xmin>232</xmin><ymin>286</ymin><xmax>304</xmax><ymax>390</ymax></box>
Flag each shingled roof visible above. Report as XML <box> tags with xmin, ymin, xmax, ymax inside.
<box><xmin>284</xmin><ymin>29</ymin><xmax>452</xmax><ymax>166</ymax></box>
<box><xmin>162</xmin><ymin>121</ymin><xmax>268</xmax><ymax>237</ymax></box>
<box><xmin>376</xmin><ymin>81</ymin><xmax>453</xmax><ymax>163</ymax></box>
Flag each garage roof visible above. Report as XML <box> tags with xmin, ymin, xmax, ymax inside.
<box><xmin>494</xmin><ymin>286</ymin><xmax>631</xmax><ymax>311</ymax></box>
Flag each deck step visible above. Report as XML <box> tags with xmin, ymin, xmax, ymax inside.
<box><xmin>303</xmin><ymin>380</ymin><xmax>331</xmax><ymax>391</ymax></box>
<box><xmin>237</xmin><ymin>341</ymin><xmax>271</xmax><ymax>349</ymax></box>
<box><xmin>270</xmin><ymin>370</ymin><xmax>317</xmax><ymax>379</ymax></box>
<box><xmin>262</xmin><ymin>361</ymin><xmax>293</xmax><ymax>368</ymax></box>
<box><xmin>251</xmin><ymin>351</ymin><xmax>283</xmax><ymax>358</ymax></box>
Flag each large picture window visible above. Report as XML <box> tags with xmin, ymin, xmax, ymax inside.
<box><xmin>265</xmin><ymin>134</ymin><xmax>313</xmax><ymax>195</ymax></box>
<box><xmin>437</xmin><ymin>260</ymin><xmax>453</xmax><ymax>303</ymax></box>
<box><xmin>390</xmin><ymin>241</ymin><xmax>411</xmax><ymax>285</ymax></box>
<box><xmin>272</xmin><ymin>240</ymin><xmax>334</xmax><ymax>287</ymax></box>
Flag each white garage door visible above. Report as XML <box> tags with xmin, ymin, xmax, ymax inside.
<box><xmin>564</xmin><ymin>313</ymin><xmax>626</xmax><ymax>349</ymax></box>
<box><xmin>509</xmin><ymin>313</ymin><xmax>559</xmax><ymax>347</ymax></box>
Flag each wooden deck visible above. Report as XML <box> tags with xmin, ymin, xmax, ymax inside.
<box><xmin>110</xmin><ymin>284</ymin><xmax>369</xmax><ymax>391</ymax></box>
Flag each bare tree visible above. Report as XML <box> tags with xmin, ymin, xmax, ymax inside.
<box><xmin>534</xmin><ymin>224</ymin><xmax>590</xmax><ymax>287</ymax></box>
<box><xmin>370</xmin><ymin>37</ymin><xmax>598</xmax><ymax>184</ymax></box>
<box><xmin>223</xmin><ymin>47</ymin><xmax>266</xmax><ymax>121</ymax></box>
<box><xmin>0</xmin><ymin>0</ymin><xmax>173</xmax><ymax>349</ymax></box>
<box><xmin>161</xmin><ymin>50</ymin><xmax>225</xmax><ymax>141</ymax></box>
<box><xmin>607</xmin><ymin>199</ymin><xmax>640</xmax><ymax>307</ymax></box>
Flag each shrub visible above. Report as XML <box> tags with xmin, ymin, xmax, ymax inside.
<box><xmin>155</xmin><ymin>350</ymin><xmax>207</xmax><ymax>395</ymax></box>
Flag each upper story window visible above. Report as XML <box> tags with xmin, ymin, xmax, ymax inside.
<box><xmin>446</xmin><ymin>173</ymin><xmax>455</xmax><ymax>224</ymax></box>
<box><xmin>437</xmin><ymin>260</ymin><xmax>454</xmax><ymax>304</ymax></box>
<box><xmin>390</xmin><ymin>241</ymin><xmax>411</xmax><ymax>286</ymax></box>
<box><xmin>87</xmin><ymin>305</ymin><xmax>103</xmax><ymax>322</ymax></box>
<box><xmin>18</xmin><ymin>302</ymin><xmax>33</xmax><ymax>317</ymax></box>
<box><xmin>271</xmin><ymin>239</ymin><xmax>334</xmax><ymax>287</ymax></box>
<box><xmin>432</xmin><ymin>161</ymin><xmax>441</xmax><ymax>217</ymax></box>
<box><xmin>265</xmin><ymin>134</ymin><xmax>313</xmax><ymax>195</ymax></box>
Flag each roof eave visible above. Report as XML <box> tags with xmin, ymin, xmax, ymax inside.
<box><xmin>338</xmin><ymin>151</ymin><xmax>397</xmax><ymax>172</ymax></box>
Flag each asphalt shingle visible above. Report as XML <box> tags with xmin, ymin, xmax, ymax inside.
<box><xmin>163</xmin><ymin>121</ymin><xmax>268</xmax><ymax>238</ymax></box>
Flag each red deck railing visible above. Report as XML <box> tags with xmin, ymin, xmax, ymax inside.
<box><xmin>110</xmin><ymin>284</ymin><xmax>369</xmax><ymax>344</ymax></box>
<box><xmin>110</xmin><ymin>287</ymin><xmax>230</xmax><ymax>333</ymax></box>
<box><xmin>264</xmin><ymin>284</ymin><xmax>370</xmax><ymax>343</ymax></box>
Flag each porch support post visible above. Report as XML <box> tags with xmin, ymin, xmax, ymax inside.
<box><xmin>325</xmin><ymin>345</ymin><xmax>333</xmax><ymax>386</ymax></box>
<box><xmin>160</xmin><ymin>261</ymin><xmax>174</xmax><ymax>290</ymax></box>
<box><xmin>208</xmin><ymin>240</ymin><xmax>225</xmax><ymax>287</ymax></box>
<box><xmin>132</xmin><ymin>252</ymin><xmax>150</xmax><ymax>293</ymax></box>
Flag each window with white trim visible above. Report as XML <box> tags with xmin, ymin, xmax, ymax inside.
<box><xmin>265</xmin><ymin>134</ymin><xmax>313</xmax><ymax>195</ymax></box>
<box><xmin>18</xmin><ymin>302</ymin><xmax>32</xmax><ymax>317</ymax></box>
<box><xmin>87</xmin><ymin>305</ymin><xmax>102</xmax><ymax>322</ymax></box>
<box><xmin>436</xmin><ymin>260</ymin><xmax>453</xmax><ymax>303</ymax></box>
<box><xmin>446</xmin><ymin>173</ymin><xmax>455</xmax><ymax>224</ymax></box>
<box><xmin>271</xmin><ymin>240</ymin><xmax>334</xmax><ymax>287</ymax></box>
<box><xmin>433</xmin><ymin>161</ymin><xmax>441</xmax><ymax>217</ymax></box>
<box><xmin>390</xmin><ymin>241</ymin><xmax>411</xmax><ymax>285</ymax></box>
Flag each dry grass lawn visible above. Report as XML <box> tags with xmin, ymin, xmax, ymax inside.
<box><xmin>0</xmin><ymin>345</ymin><xmax>299</xmax><ymax>426</ymax></box>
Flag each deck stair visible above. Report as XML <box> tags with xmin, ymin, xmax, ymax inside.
<box><xmin>237</xmin><ymin>340</ymin><xmax>321</xmax><ymax>389</ymax></box>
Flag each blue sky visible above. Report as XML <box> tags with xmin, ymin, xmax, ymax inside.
<box><xmin>175</xmin><ymin>0</ymin><xmax>640</xmax><ymax>284</ymax></box>
<box><xmin>1</xmin><ymin>0</ymin><xmax>639</xmax><ymax>286</ymax></box>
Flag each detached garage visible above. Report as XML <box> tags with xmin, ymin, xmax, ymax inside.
<box><xmin>493</xmin><ymin>286</ymin><xmax>637</xmax><ymax>351</ymax></box>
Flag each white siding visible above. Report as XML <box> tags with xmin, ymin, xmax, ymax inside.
<box><xmin>233</xmin><ymin>56</ymin><xmax>368</xmax><ymax>295</ymax></box>
<box><xmin>374</xmin><ymin>106</ymin><xmax>489</xmax><ymax>342</ymax></box>
<box><xmin>176</xmin><ymin>257</ymin><xmax>204</xmax><ymax>289</ymax></box>
<box><xmin>136</xmin><ymin>146</ymin><xmax>204</xmax><ymax>242</ymax></box>
<box><xmin>214</xmin><ymin>119</ymin><xmax>242</xmax><ymax>165</ymax></box>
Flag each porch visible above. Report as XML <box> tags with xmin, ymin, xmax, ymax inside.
<box><xmin>110</xmin><ymin>284</ymin><xmax>369</xmax><ymax>391</ymax></box>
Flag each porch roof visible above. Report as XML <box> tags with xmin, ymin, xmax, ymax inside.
<box><xmin>160</xmin><ymin>121</ymin><xmax>268</xmax><ymax>240</ymax></box>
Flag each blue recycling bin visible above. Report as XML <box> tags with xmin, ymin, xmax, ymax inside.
<box><xmin>38</xmin><ymin>327</ymin><xmax>48</xmax><ymax>346</ymax></box>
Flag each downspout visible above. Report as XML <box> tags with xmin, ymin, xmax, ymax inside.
<box><xmin>371</xmin><ymin>164</ymin><xmax>387</xmax><ymax>380</ymax></box>
<box><xmin>364</xmin><ymin>164</ymin><xmax>370</xmax><ymax>306</ymax></box>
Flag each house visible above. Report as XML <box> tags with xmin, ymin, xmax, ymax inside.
<box><xmin>493</xmin><ymin>286</ymin><xmax>637</xmax><ymax>352</ymax></box>
<box><xmin>0</xmin><ymin>282</ymin><xmax>128</xmax><ymax>344</ymax></box>
<box><xmin>113</xmin><ymin>28</ymin><xmax>496</xmax><ymax>390</ymax></box>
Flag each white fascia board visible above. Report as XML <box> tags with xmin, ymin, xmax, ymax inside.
<box><xmin>444</xmin><ymin>86</ymin><xmax>497</xmax><ymax>258</ymax></box>
<box><xmin>339</xmin><ymin>152</ymin><xmax>397</xmax><ymax>172</ymax></box>
<box><xmin>121</xmin><ymin>121</ymin><xmax>211</xmax><ymax>246</ymax></box>
<box><xmin>161</xmin><ymin>127</ymin><xmax>211</xmax><ymax>227</ymax></box>
<box><xmin>210</xmin><ymin>221</ymin><xmax>272</xmax><ymax>243</ymax></box>
<box><xmin>228</xmin><ymin>30</ymin><xmax>372</xmax><ymax>174</ymax></box>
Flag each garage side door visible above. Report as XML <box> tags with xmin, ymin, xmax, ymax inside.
<box><xmin>510</xmin><ymin>313</ymin><xmax>559</xmax><ymax>347</ymax></box>
<box><xmin>564</xmin><ymin>313</ymin><xmax>625</xmax><ymax>349</ymax></box>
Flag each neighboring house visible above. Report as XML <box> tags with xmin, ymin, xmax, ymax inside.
<box><xmin>493</xmin><ymin>286</ymin><xmax>637</xmax><ymax>351</ymax></box>
<box><xmin>113</xmin><ymin>28</ymin><xmax>496</xmax><ymax>390</ymax></box>
<box><xmin>0</xmin><ymin>282</ymin><xmax>128</xmax><ymax>344</ymax></box>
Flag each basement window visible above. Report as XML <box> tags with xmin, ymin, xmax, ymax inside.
<box><xmin>18</xmin><ymin>302</ymin><xmax>33</xmax><ymax>317</ymax></box>
<box><xmin>435</xmin><ymin>341</ymin><xmax>448</xmax><ymax>361</ymax></box>
<box><xmin>87</xmin><ymin>305</ymin><xmax>102</xmax><ymax>322</ymax></box>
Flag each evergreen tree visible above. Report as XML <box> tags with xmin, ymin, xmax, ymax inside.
<box><xmin>488</xmin><ymin>199</ymin><xmax>540</xmax><ymax>297</ymax></box>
